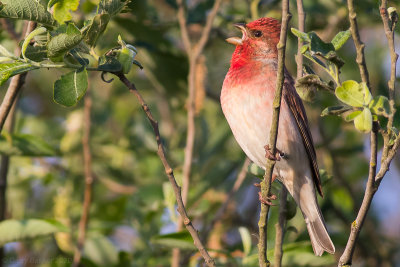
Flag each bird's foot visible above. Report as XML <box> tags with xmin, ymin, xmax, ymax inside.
<box><xmin>258</xmin><ymin>192</ymin><xmax>277</xmax><ymax>206</ymax></box>
<box><xmin>253</xmin><ymin>175</ymin><xmax>277</xmax><ymax>188</ymax></box>
<box><xmin>264</xmin><ymin>145</ymin><xmax>283</xmax><ymax>161</ymax></box>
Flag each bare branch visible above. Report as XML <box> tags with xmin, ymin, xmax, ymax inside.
<box><xmin>379</xmin><ymin>1</ymin><xmax>398</xmax><ymax>157</ymax></box>
<box><xmin>296</xmin><ymin>0</ymin><xmax>305</xmax><ymax>79</ymax></box>
<box><xmin>114</xmin><ymin>73</ymin><xmax>215</xmax><ymax>267</ymax></box>
<box><xmin>258</xmin><ymin>1</ymin><xmax>291</xmax><ymax>266</ymax></box>
<box><xmin>346</xmin><ymin>0</ymin><xmax>371</xmax><ymax>88</ymax></box>
<box><xmin>339</xmin><ymin>1</ymin><xmax>399</xmax><ymax>265</ymax></box>
<box><xmin>273</xmin><ymin>186</ymin><xmax>288</xmax><ymax>267</ymax></box>
<box><xmin>174</xmin><ymin>1</ymin><xmax>223</xmax><ymax>264</ymax></box>
<box><xmin>338</xmin><ymin>123</ymin><xmax>378</xmax><ymax>266</ymax></box>
<box><xmin>73</xmin><ymin>89</ymin><xmax>94</xmax><ymax>267</ymax></box>
<box><xmin>176</xmin><ymin>0</ymin><xmax>192</xmax><ymax>54</ymax></box>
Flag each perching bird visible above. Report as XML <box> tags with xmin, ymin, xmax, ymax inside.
<box><xmin>220</xmin><ymin>17</ymin><xmax>335</xmax><ymax>256</ymax></box>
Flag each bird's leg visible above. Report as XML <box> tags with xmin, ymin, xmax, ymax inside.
<box><xmin>258</xmin><ymin>191</ymin><xmax>277</xmax><ymax>206</ymax></box>
<box><xmin>254</xmin><ymin>174</ymin><xmax>278</xmax><ymax>206</ymax></box>
<box><xmin>264</xmin><ymin>144</ymin><xmax>284</xmax><ymax>161</ymax></box>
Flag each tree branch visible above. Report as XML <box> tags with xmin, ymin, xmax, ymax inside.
<box><xmin>273</xmin><ymin>186</ymin><xmax>287</xmax><ymax>267</ymax></box>
<box><xmin>296</xmin><ymin>0</ymin><xmax>305</xmax><ymax>79</ymax></box>
<box><xmin>114</xmin><ymin>73</ymin><xmax>215</xmax><ymax>267</ymax></box>
<box><xmin>379</xmin><ymin>1</ymin><xmax>398</xmax><ymax>157</ymax></box>
<box><xmin>73</xmin><ymin>88</ymin><xmax>94</xmax><ymax>267</ymax></box>
<box><xmin>174</xmin><ymin>1</ymin><xmax>222</xmax><ymax>265</ymax></box>
<box><xmin>339</xmin><ymin>1</ymin><xmax>398</xmax><ymax>265</ymax></box>
<box><xmin>258</xmin><ymin>1</ymin><xmax>291</xmax><ymax>266</ymax></box>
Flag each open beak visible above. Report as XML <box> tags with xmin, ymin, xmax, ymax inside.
<box><xmin>226</xmin><ymin>23</ymin><xmax>247</xmax><ymax>46</ymax></box>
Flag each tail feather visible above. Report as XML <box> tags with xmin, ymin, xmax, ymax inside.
<box><xmin>288</xmin><ymin>175</ymin><xmax>335</xmax><ymax>256</ymax></box>
<box><xmin>305</xmin><ymin>213</ymin><xmax>335</xmax><ymax>256</ymax></box>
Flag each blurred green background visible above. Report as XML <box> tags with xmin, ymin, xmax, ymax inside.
<box><xmin>0</xmin><ymin>0</ymin><xmax>399</xmax><ymax>266</ymax></box>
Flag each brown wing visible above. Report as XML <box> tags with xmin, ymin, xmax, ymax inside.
<box><xmin>283</xmin><ymin>71</ymin><xmax>323</xmax><ymax>197</ymax></box>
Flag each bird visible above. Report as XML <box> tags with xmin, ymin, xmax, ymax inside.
<box><xmin>220</xmin><ymin>17</ymin><xmax>335</xmax><ymax>256</ymax></box>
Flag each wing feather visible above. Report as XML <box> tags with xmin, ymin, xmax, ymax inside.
<box><xmin>283</xmin><ymin>71</ymin><xmax>323</xmax><ymax>196</ymax></box>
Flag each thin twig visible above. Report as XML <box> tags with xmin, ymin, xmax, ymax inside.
<box><xmin>296</xmin><ymin>0</ymin><xmax>305</xmax><ymax>79</ymax></box>
<box><xmin>338</xmin><ymin>123</ymin><xmax>378</xmax><ymax>266</ymax></box>
<box><xmin>338</xmin><ymin>1</ymin><xmax>398</xmax><ymax>265</ymax></box>
<box><xmin>72</xmin><ymin>89</ymin><xmax>94</xmax><ymax>267</ymax></box>
<box><xmin>174</xmin><ymin>1</ymin><xmax>222</xmax><ymax>265</ymax></box>
<box><xmin>273</xmin><ymin>186</ymin><xmax>287</xmax><ymax>267</ymax></box>
<box><xmin>115</xmin><ymin>73</ymin><xmax>215</xmax><ymax>267</ymax></box>
<box><xmin>258</xmin><ymin>2</ymin><xmax>291</xmax><ymax>266</ymax></box>
<box><xmin>379</xmin><ymin>1</ymin><xmax>398</xmax><ymax>158</ymax></box>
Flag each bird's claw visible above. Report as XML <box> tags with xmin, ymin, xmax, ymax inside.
<box><xmin>264</xmin><ymin>145</ymin><xmax>283</xmax><ymax>161</ymax></box>
<box><xmin>258</xmin><ymin>192</ymin><xmax>277</xmax><ymax>206</ymax></box>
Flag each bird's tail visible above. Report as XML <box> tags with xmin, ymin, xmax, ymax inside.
<box><xmin>298</xmin><ymin>189</ymin><xmax>335</xmax><ymax>256</ymax></box>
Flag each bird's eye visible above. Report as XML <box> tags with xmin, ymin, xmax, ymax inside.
<box><xmin>254</xmin><ymin>30</ymin><xmax>263</xmax><ymax>38</ymax></box>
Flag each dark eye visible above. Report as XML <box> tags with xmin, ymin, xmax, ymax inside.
<box><xmin>254</xmin><ymin>30</ymin><xmax>262</xmax><ymax>38</ymax></box>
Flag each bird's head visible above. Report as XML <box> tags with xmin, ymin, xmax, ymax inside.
<box><xmin>227</xmin><ymin>18</ymin><xmax>281</xmax><ymax>67</ymax></box>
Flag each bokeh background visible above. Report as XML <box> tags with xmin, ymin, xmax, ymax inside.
<box><xmin>0</xmin><ymin>0</ymin><xmax>399</xmax><ymax>266</ymax></box>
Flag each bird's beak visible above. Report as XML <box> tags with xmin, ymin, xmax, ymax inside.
<box><xmin>226</xmin><ymin>23</ymin><xmax>247</xmax><ymax>46</ymax></box>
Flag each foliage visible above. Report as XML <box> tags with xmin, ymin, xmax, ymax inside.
<box><xmin>0</xmin><ymin>0</ymin><xmax>399</xmax><ymax>266</ymax></box>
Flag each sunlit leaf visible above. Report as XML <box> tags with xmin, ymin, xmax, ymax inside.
<box><xmin>335</xmin><ymin>80</ymin><xmax>371</xmax><ymax>107</ymax></box>
<box><xmin>0</xmin><ymin>219</ymin><xmax>68</xmax><ymax>246</ymax></box>
<box><xmin>53</xmin><ymin>68</ymin><xmax>88</xmax><ymax>106</ymax></box>
<box><xmin>291</xmin><ymin>28</ymin><xmax>311</xmax><ymax>43</ymax></box>
<box><xmin>48</xmin><ymin>0</ymin><xmax>80</xmax><ymax>24</ymax></box>
<box><xmin>331</xmin><ymin>29</ymin><xmax>351</xmax><ymax>50</ymax></box>
<box><xmin>0</xmin><ymin>62</ymin><xmax>38</xmax><ymax>86</ymax></box>
<box><xmin>21</xmin><ymin>27</ymin><xmax>47</xmax><ymax>60</ymax></box>
<box><xmin>97</xmin><ymin>0</ymin><xmax>131</xmax><ymax>16</ymax></box>
<box><xmin>369</xmin><ymin>95</ymin><xmax>391</xmax><ymax>117</ymax></box>
<box><xmin>354</xmin><ymin>108</ymin><xmax>372</xmax><ymax>133</ymax></box>
<box><xmin>345</xmin><ymin>110</ymin><xmax>362</xmax><ymax>122</ymax></box>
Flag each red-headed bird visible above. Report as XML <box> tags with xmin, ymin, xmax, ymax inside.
<box><xmin>220</xmin><ymin>17</ymin><xmax>335</xmax><ymax>256</ymax></box>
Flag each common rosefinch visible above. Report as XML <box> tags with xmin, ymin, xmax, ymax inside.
<box><xmin>220</xmin><ymin>17</ymin><xmax>335</xmax><ymax>256</ymax></box>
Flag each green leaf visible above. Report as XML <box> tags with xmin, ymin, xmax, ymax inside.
<box><xmin>321</xmin><ymin>106</ymin><xmax>353</xmax><ymax>117</ymax></box>
<box><xmin>0</xmin><ymin>133</ymin><xmax>57</xmax><ymax>156</ymax></box>
<box><xmin>354</xmin><ymin>108</ymin><xmax>372</xmax><ymax>133</ymax></box>
<box><xmin>22</xmin><ymin>27</ymin><xmax>47</xmax><ymax>60</ymax></box>
<box><xmin>295</xmin><ymin>74</ymin><xmax>334</xmax><ymax>102</ymax></box>
<box><xmin>47</xmin><ymin>24</ymin><xmax>83</xmax><ymax>61</ymax></box>
<box><xmin>24</xmin><ymin>45</ymin><xmax>48</xmax><ymax>62</ymax></box>
<box><xmin>0</xmin><ymin>219</ymin><xmax>68</xmax><ymax>246</ymax></box>
<box><xmin>97</xmin><ymin>0</ymin><xmax>130</xmax><ymax>16</ymax></box>
<box><xmin>331</xmin><ymin>29</ymin><xmax>351</xmax><ymax>50</ymax></box>
<box><xmin>83</xmin><ymin>235</ymin><xmax>119</xmax><ymax>267</ymax></box>
<box><xmin>291</xmin><ymin>28</ymin><xmax>311</xmax><ymax>43</ymax></box>
<box><xmin>369</xmin><ymin>95</ymin><xmax>391</xmax><ymax>117</ymax></box>
<box><xmin>0</xmin><ymin>62</ymin><xmax>38</xmax><ymax>86</ymax></box>
<box><xmin>308</xmin><ymin>32</ymin><xmax>335</xmax><ymax>56</ymax></box>
<box><xmin>151</xmin><ymin>231</ymin><xmax>196</xmax><ymax>250</ymax></box>
<box><xmin>82</xmin><ymin>13</ymin><xmax>110</xmax><ymax>47</ymax></box>
<box><xmin>239</xmin><ymin>227</ymin><xmax>252</xmax><ymax>256</ymax></box>
<box><xmin>53</xmin><ymin>68</ymin><xmax>88</xmax><ymax>107</ymax></box>
<box><xmin>48</xmin><ymin>0</ymin><xmax>80</xmax><ymax>24</ymax></box>
<box><xmin>98</xmin><ymin>54</ymin><xmax>122</xmax><ymax>72</ymax></box>
<box><xmin>345</xmin><ymin>110</ymin><xmax>362</xmax><ymax>122</ymax></box>
<box><xmin>335</xmin><ymin>80</ymin><xmax>371</xmax><ymax>107</ymax></box>
<box><xmin>0</xmin><ymin>45</ymin><xmax>14</xmax><ymax>58</ymax></box>
<box><xmin>0</xmin><ymin>0</ymin><xmax>56</xmax><ymax>27</ymax></box>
